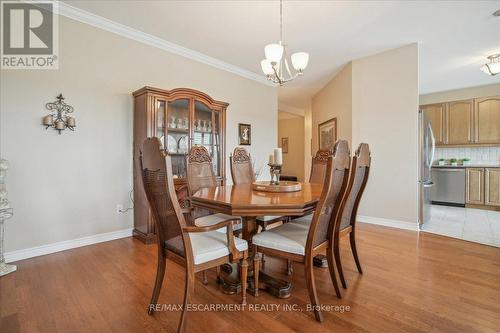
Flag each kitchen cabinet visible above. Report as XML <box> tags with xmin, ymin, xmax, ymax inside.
<box><xmin>421</xmin><ymin>95</ymin><xmax>500</xmax><ymax>147</ymax></box>
<box><xmin>422</xmin><ymin>103</ymin><xmax>445</xmax><ymax>144</ymax></box>
<box><xmin>446</xmin><ymin>100</ymin><xmax>473</xmax><ymax>145</ymax></box>
<box><xmin>485</xmin><ymin>168</ymin><xmax>500</xmax><ymax>206</ymax></box>
<box><xmin>466</xmin><ymin>168</ymin><xmax>484</xmax><ymax>205</ymax></box>
<box><xmin>474</xmin><ymin>96</ymin><xmax>500</xmax><ymax>144</ymax></box>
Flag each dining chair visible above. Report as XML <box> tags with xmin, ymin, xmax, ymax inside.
<box><xmin>229</xmin><ymin>147</ymin><xmax>290</xmax><ymax>271</ymax></box>
<box><xmin>229</xmin><ymin>147</ymin><xmax>289</xmax><ymax>230</ymax></box>
<box><xmin>186</xmin><ymin>145</ymin><xmax>242</xmax><ymax>232</ymax></box>
<box><xmin>252</xmin><ymin>140</ymin><xmax>350</xmax><ymax>322</ymax></box>
<box><xmin>333</xmin><ymin>143</ymin><xmax>370</xmax><ymax>289</ymax></box>
<box><xmin>141</xmin><ymin>138</ymin><xmax>248</xmax><ymax>333</ymax></box>
<box><xmin>186</xmin><ymin>145</ymin><xmax>243</xmax><ymax>283</ymax></box>
<box><xmin>286</xmin><ymin>148</ymin><xmax>333</xmax><ymax>273</ymax></box>
<box><xmin>291</xmin><ymin>143</ymin><xmax>370</xmax><ymax>292</ymax></box>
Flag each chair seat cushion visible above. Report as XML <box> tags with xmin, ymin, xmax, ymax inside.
<box><xmin>252</xmin><ymin>222</ymin><xmax>309</xmax><ymax>255</ymax></box>
<box><xmin>256</xmin><ymin>215</ymin><xmax>286</xmax><ymax>222</ymax></box>
<box><xmin>195</xmin><ymin>213</ymin><xmax>242</xmax><ymax>233</ymax></box>
<box><xmin>291</xmin><ymin>213</ymin><xmax>350</xmax><ymax>231</ymax></box>
<box><xmin>290</xmin><ymin>215</ymin><xmax>312</xmax><ymax>229</ymax></box>
<box><xmin>189</xmin><ymin>231</ymin><xmax>247</xmax><ymax>264</ymax></box>
<box><xmin>165</xmin><ymin>233</ymin><xmax>248</xmax><ymax>265</ymax></box>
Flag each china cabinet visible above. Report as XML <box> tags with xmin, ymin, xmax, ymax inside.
<box><xmin>132</xmin><ymin>86</ymin><xmax>228</xmax><ymax>243</ymax></box>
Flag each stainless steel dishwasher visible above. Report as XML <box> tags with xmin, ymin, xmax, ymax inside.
<box><xmin>431</xmin><ymin>168</ymin><xmax>466</xmax><ymax>206</ymax></box>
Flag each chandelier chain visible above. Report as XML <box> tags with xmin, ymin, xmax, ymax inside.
<box><xmin>280</xmin><ymin>0</ymin><xmax>283</xmax><ymax>42</ymax></box>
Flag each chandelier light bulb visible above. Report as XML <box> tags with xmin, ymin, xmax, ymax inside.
<box><xmin>264</xmin><ymin>43</ymin><xmax>284</xmax><ymax>64</ymax></box>
<box><xmin>291</xmin><ymin>52</ymin><xmax>310</xmax><ymax>72</ymax></box>
<box><xmin>261</xmin><ymin>59</ymin><xmax>274</xmax><ymax>75</ymax></box>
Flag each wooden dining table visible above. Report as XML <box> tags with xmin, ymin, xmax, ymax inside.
<box><xmin>191</xmin><ymin>182</ymin><xmax>323</xmax><ymax>298</ymax></box>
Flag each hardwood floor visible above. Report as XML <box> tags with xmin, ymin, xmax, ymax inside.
<box><xmin>1</xmin><ymin>223</ymin><xmax>499</xmax><ymax>333</ymax></box>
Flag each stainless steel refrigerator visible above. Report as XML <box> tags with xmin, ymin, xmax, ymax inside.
<box><xmin>418</xmin><ymin>109</ymin><xmax>436</xmax><ymax>228</ymax></box>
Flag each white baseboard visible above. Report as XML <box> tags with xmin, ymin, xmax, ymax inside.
<box><xmin>4</xmin><ymin>228</ymin><xmax>133</xmax><ymax>263</ymax></box>
<box><xmin>358</xmin><ymin>215</ymin><xmax>419</xmax><ymax>231</ymax></box>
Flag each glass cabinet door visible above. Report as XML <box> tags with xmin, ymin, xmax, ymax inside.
<box><xmin>194</xmin><ymin>101</ymin><xmax>221</xmax><ymax>177</ymax></box>
<box><xmin>155</xmin><ymin>99</ymin><xmax>166</xmax><ymax>146</ymax></box>
<box><xmin>166</xmin><ymin>98</ymin><xmax>190</xmax><ymax>179</ymax></box>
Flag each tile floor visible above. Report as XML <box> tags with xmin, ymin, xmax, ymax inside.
<box><xmin>421</xmin><ymin>205</ymin><xmax>500</xmax><ymax>247</ymax></box>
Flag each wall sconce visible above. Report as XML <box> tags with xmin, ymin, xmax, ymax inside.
<box><xmin>42</xmin><ymin>94</ymin><xmax>76</xmax><ymax>134</ymax></box>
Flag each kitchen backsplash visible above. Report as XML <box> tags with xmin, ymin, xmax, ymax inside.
<box><xmin>434</xmin><ymin>147</ymin><xmax>500</xmax><ymax>165</ymax></box>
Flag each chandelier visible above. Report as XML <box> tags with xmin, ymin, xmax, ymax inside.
<box><xmin>480</xmin><ymin>54</ymin><xmax>500</xmax><ymax>76</ymax></box>
<box><xmin>261</xmin><ymin>0</ymin><xmax>309</xmax><ymax>85</ymax></box>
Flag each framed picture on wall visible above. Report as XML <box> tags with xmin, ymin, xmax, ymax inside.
<box><xmin>282</xmin><ymin>137</ymin><xmax>289</xmax><ymax>153</ymax></box>
<box><xmin>318</xmin><ymin>117</ymin><xmax>337</xmax><ymax>151</ymax></box>
<box><xmin>238</xmin><ymin>123</ymin><xmax>251</xmax><ymax>145</ymax></box>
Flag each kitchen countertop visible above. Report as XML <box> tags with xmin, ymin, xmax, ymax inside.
<box><xmin>432</xmin><ymin>164</ymin><xmax>500</xmax><ymax>168</ymax></box>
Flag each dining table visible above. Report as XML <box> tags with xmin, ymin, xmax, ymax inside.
<box><xmin>191</xmin><ymin>182</ymin><xmax>323</xmax><ymax>298</ymax></box>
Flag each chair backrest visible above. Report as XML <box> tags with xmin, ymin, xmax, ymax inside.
<box><xmin>339</xmin><ymin>143</ymin><xmax>371</xmax><ymax>231</ymax></box>
<box><xmin>186</xmin><ymin>146</ymin><xmax>217</xmax><ymax>197</ymax></box>
<box><xmin>309</xmin><ymin>149</ymin><xmax>332</xmax><ymax>184</ymax></box>
<box><xmin>230</xmin><ymin>147</ymin><xmax>255</xmax><ymax>185</ymax></box>
<box><xmin>186</xmin><ymin>145</ymin><xmax>217</xmax><ymax>219</ymax></box>
<box><xmin>306</xmin><ymin>140</ymin><xmax>350</xmax><ymax>250</ymax></box>
<box><xmin>140</xmin><ymin>137</ymin><xmax>192</xmax><ymax>262</ymax></box>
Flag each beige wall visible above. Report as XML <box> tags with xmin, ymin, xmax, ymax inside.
<box><xmin>312</xmin><ymin>63</ymin><xmax>352</xmax><ymax>152</ymax></box>
<box><xmin>352</xmin><ymin>44</ymin><xmax>419</xmax><ymax>224</ymax></box>
<box><xmin>419</xmin><ymin>83</ymin><xmax>500</xmax><ymax>105</ymax></box>
<box><xmin>310</xmin><ymin>44</ymin><xmax>419</xmax><ymax>226</ymax></box>
<box><xmin>0</xmin><ymin>16</ymin><xmax>277</xmax><ymax>253</ymax></box>
<box><xmin>278</xmin><ymin>115</ymin><xmax>305</xmax><ymax>181</ymax></box>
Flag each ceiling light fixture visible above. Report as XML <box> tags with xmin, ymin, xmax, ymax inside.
<box><xmin>261</xmin><ymin>0</ymin><xmax>309</xmax><ymax>85</ymax></box>
<box><xmin>480</xmin><ymin>54</ymin><xmax>500</xmax><ymax>76</ymax></box>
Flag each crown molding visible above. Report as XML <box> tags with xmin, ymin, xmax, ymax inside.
<box><xmin>56</xmin><ymin>1</ymin><xmax>274</xmax><ymax>87</ymax></box>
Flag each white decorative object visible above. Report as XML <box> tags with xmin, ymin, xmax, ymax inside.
<box><xmin>260</xmin><ymin>0</ymin><xmax>309</xmax><ymax>85</ymax></box>
<box><xmin>169</xmin><ymin>116</ymin><xmax>177</xmax><ymax>129</ymax></box>
<box><xmin>273</xmin><ymin>148</ymin><xmax>283</xmax><ymax>165</ymax></box>
<box><xmin>0</xmin><ymin>158</ymin><xmax>15</xmax><ymax>277</ymax></box>
<box><xmin>182</xmin><ymin>118</ymin><xmax>188</xmax><ymax>130</ymax></box>
<box><xmin>268</xmin><ymin>154</ymin><xmax>275</xmax><ymax>165</ymax></box>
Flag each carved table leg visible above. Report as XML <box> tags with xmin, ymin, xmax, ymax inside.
<box><xmin>218</xmin><ymin>216</ymin><xmax>292</xmax><ymax>298</ymax></box>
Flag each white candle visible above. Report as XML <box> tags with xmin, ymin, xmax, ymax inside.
<box><xmin>43</xmin><ymin>115</ymin><xmax>53</xmax><ymax>126</ymax></box>
<box><xmin>274</xmin><ymin>148</ymin><xmax>283</xmax><ymax>165</ymax></box>
<box><xmin>268</xmin><ymin>154</ymin><xmax>274</xmax><ymax>165</ymax></box>
<box><xmin>55</xmin><ymin>120</ymin><xmax>65</xmax><ymax>130</ymax></box>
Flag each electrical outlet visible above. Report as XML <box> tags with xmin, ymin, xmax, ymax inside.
<box><xmin>116</xmin><ymin>204</ymin><xmax>123</xmax><ymax>214</ymax></box>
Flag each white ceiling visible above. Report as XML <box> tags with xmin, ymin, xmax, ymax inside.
<box><xmin>65</xmin><ymin>0</ymin><xmax>500</xmax><ymax>108</ymax></box>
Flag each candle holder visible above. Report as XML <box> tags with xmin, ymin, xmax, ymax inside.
<box><xmin>42</xmin><ymin>94</ymin><xmax>76</xmax><ymax>135</ymax></box>
<box><xmin>268</xmin><ymin>163</ymin><xmax>282</xmax><ymax>185</ymax></box>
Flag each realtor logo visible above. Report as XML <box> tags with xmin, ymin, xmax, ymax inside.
<box><xmin>1</xmin><ymin>1</ymin><xmax>59</xmax><ymax>69</ymax></box>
